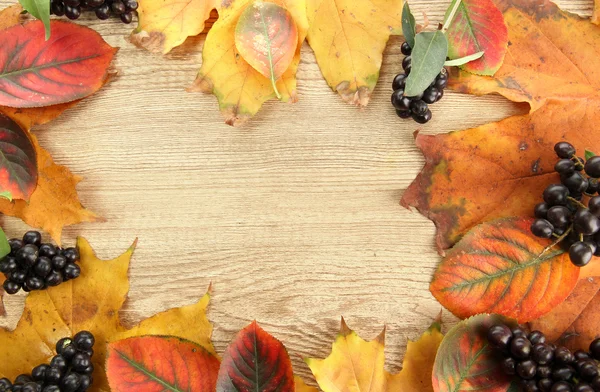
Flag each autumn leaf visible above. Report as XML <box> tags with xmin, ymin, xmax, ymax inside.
<box><xmin>235</xmin><ymin>1</ymin><xmax>299</xmax><ymax>99</ymax></box>
<box><xmin>444</xmin><ymin>0</ymin><xmax>508</xmax><ymax>75</ymax></box>
<box><xmin>305</xmin><ymin>0</ymin><xmax>402</xmax><ymax>106</ymax></box>
<box><xmin>432</xmin><ymin>314</ymin><xmax>514</xmax><ymax>392</ymax></box>
<box><xmin>0</xmin><ymin>3</ymin><xmax>23</xmax><ymax>30</ymax></box>
<box><xmin>0</xmin><ymin>113</ymin><xmax>37</xmax><ymax>201</ymax></box>
<box><xmin>190</xmin><ymin>0</ymin><xmax>308</xmax><ymax>126</ymax></box>
<box><xmin>0</xmin><ymin>237</ymin><xmax>215</xmax><ymax>392</ymax></box>
<box><xmin>216</xmin><ymin>321</ymin><xmax>294</xmax><ymax>392</ymax></box>
<box><xmin>387</xmin><ymin>318</ymin><xmax>444</xmax><ymax>392</ymax></box>
<box><xmin>131</xmin><ymin>0</ymin><xmax>217</xmax><ymax>54</ymax></box>
<box><xmin>594</xmin><ymin>0</ymin><xmax>600</xmax><ymax>25</ymax></box>
<box><xmin>401</xmin><ymin>0</ymin><xmax>600</xmax><ymax>251</ymax></box>
<box><xmin>0</xmin><ymin>20</ymin><xmax>116</xmax><ymax>108</ymax></box>
<box><xmin>431</xmin><ymin>217</ymin><xmax>579</xmax><ymax>323</ymax></box>
<box><xmin>107</xmin><ymin>336</ymin><xmax>220</xmax><ymax>392</ymax></box>
<box><xmin>296</xmin><ymin>376</ymin><xmax>319</xmax><ymax>392</ymax></box>
<box><xmin>0</xmin><ymin>100</ymin><xmax>82</xmax><ymax>130</ymax></box>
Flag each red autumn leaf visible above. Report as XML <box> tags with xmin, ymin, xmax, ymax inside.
<box><xmin>0</xmin><ymin>20</ymin><xmax>117</xmax><ymax>108</ymax></box>
<box><xmin>529</xmin><ymin>278</ymin><xmax>600</xmax><ymax>352</ymax></box>
<box><xmin>445</xmin><ymin>0</ymin><xmax>508</xmax><ymax>75</ymax></box>
<box><xmin>432</xmin><ymin>314</ymin><xmax>515</xmax><ymax>392</ymax></box>
<box><xmin>0</xmin><ymin>113</ymin><xmax>37</xmax><ymax>200</ymax></box>
<box><xmin>107</xmin><ymin>335</ymin><xmax>220</xmax><ymax>392</ymax></box>
<box><xmin>217</xmin><ymin>320</ymin><xmax>295</xmax><ymax>392</ymax></box>
<box><xmin>430</xmin><ymin>217</ymin><xmax>579</xmax><ymax>323</ymax></box>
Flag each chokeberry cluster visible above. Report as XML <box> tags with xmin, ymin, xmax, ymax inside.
<box><xmin>0</xmin><ymin>231</ymin><xmax>81</xmax><ymax>295</ymax></box>
<box><xmin>0</xmin><ymin>331</ymin><xmax>95</xmax><ymax>392</ymax></box>
<box><xmin>531</xmin><ymin>142</ymin><xmax>600</xmax><ymax>267</ymax></box>
<box><xmin>50</xmin><ymin>0</ymin><xmax>138</xmax><ymax>24</ymax></box>
<box><xmin>488</xmin><ymin>323</ymin><xmax>600</xmax><ymax>391</ymax></box>
<box><xmin>391</xmin><ymin>41</ymin><xmax>448</xmax><ymax>124</ymax></box>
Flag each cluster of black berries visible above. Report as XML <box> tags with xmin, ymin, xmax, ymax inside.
<box><xmin>391</xmin><ymin>41</ymin><xmax>448</xmax><ymax>124</ymax></box>
<box><xmin>0</xmin><ymin>331</ymin><xmax>95</xmax><ymax>392</ymax></box>
<box><xmin>0</xmin><ymin>231</ymin><xmax>81</xmax><ymax>295</ymax></box>
<box><xmin>50</xmin><ymin>0</ymin><xmax>138</xmax><ymax>23</ymax></box>
<box><xmin>488</xmin><ymin>323</ymin><xmax>600</xmax><ymax>391</ymax></box>
<box><xmin>531</xmin><ymin>142</ymin><xmax>600</xmax><ymax>267</ymax></box>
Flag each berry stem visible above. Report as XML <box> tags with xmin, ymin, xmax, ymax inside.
<box><xmin>572</xmin><ymin>155</ymin><xmax>585</xmax><ymax>169</ymax></box>
<box><xmin>568</xmin><ymin>196</ymin><xmax>588</xmax><ymax>209</ymax></box>
<box><xmin>540</xmin><ymin>226</ymin><xmax>572</xmax><ymax>256</ymax></box>
<box><xmin>441</xmin><ymin>0</ymin><xmax>462</xmax><ymax>33</ymax></box>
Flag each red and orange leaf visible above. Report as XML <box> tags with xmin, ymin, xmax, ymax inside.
<box><xmin>107</xmin><ymin>336</ymin><xmax>220</xmax><ymax>392</ymax></box>
<box><xmin>0</xmin><ymin>100</ymin><xmax>82</xmax><ymax>130</ymax></box>
<box><xmin>432</xmin><ymin>314</ymin><xmax>514</xmax><ymax>392</ymax></box>
<box><xmin>0</xmin><ymin>21</ymin><xmax>116</xmax><ymax>108</ymax></box>
<box><xmin>0</xmin><ymin>113</ymin><xmax>37</xmax><ymax>201</ymax></box>
<box><xmin>235</xmin><ymin>1</ymin><xmax>299</xmax><ymax>98</ymax></box>
<box><xmin>445</xmin><ymin>0</ymin><xmax>508</xmax><ymax>75</ymax></box>
<box><xmin>0</xmin><ymin>133</ymin><xmax>102</xmax><ymax>244</ymax></box>
<box><xmin>529</xmin><ymin>278</ymin><xmax>600</xmax><ymax>352</ymax></box>
<box><xmin>217</xmin><ymin>321</ymin><xmax>294</xmax><ymax>392</ymax></box>
<box><xmin>430</xmin><ymin>217</ymin><xmax>579</xmax><ymax>323</ymax></box>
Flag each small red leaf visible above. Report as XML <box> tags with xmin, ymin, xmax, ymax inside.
<box><xmin>430</xmin><ymin>217</ymin><xmax>580</xmax><ymax>323</ymax></box>
<box><xmin>433</xmin><ymin>314</ymin><xmax>514</xmax><ymax>392</ymax></box>
<box><xmin>217</xmin><ymin>320</ymin><xmax>295</xmax><ymax>392</ymax></box>
<box><xmin>0</xmin><ymin>113</ymin><xmax>37</xmax><ymax>200</ymax></box>
<box><xmin>0</xmin><ymin>21</ymin><xmax>116</xmax><ymax>108</ymax></box>
<box><xmin>106</xmin><ymin>336</ymin><xmax>220</xmax><ymax>392</ymax></box>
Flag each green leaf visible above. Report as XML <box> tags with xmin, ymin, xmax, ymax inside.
<box><xmin>405</xmin><ymin>31</ymin><xmax>448</xmax><ymax>97</ymax></box>
<box><xmin>18</xmin><ymin>0</ymin><xmax>51</xmax><ymax>40</ymax></box>
<box><xmin>0</xmin><ymin>191</ymin><xmax>13</xmax><ymax>202</ymax></box>
<box><xmin>586</xmin><ymin>150</ymin><xmax>596</xmax><ymax>160</ymax></box>
<box><xmin>0</xmin><ymin>228</ymin><xmax>10</xmax><ymax>260</ymax></box>
<box><xmin>402</xmin><ymin>2</ymin><xmax>416</xmax><ymax>48</ymax></box>
<box><xmin>444</xmin><ymin>51</ymin><xmax>484</xmax><ymax>66</ymax></box>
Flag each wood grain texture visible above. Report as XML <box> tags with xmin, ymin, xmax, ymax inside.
<box><xmin>0</xmin><ymin>0</ymin><xmax>592</xmax><ymax>385</ymax></box>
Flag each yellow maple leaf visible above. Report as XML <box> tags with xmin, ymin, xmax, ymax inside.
<box><xmin>0</xmin><ymin>237</ymin><xmax>214</xmax><ymax>391</ymax></box>
<box><xmin>189</xmin><ymin>0</ymin><xmax>309</xmax><ymax>126</ymax></box>
<box><xmin>387</xmin><ymin>319</ymin><xmax>444</xmax><ymax>392</ymax></box>
<box><xmin>132</xmin><ymin>0</ymin><xmax>218</xmax><ymax>54</ymax></box>
<box><xmin>305</xmin><ymin>0</ymin><xmax>402</xmax><ymax>106</ymax></box>
<box><xmin>296</xmin><ymin>376</ymin><xmax>320</xmax><ymax>392</ymax></box>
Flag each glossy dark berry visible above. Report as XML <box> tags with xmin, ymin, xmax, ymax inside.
<box><xmin>579</xmin><ymin>360</ymin><xmax>599</xmax><ymax>381</ymax></box>
<box><xmin>544</xmin><ymin>184</ymin><xmax>569</xmax><ymax>206</ymax></box>
<box><xmin>537</xmin><ymin>365</ymin><xmax>552</xmax><ymax>378</ymax></box>
<box><xmin>511</xmin><ymin>336</ymin><xmax>532</xmax><ymax>359</ymax></box>
<box><xmin>522</xmin><ymin>379</ymin><xmax>539</xmax><ymax>392</ymax></box>
<box><xmin>63</xmin><ymin>247</ymin><xmax>79</xmax><ymax>263</ymax></box>
<box><xmin>550</xmin><ymin>381</ymin><xmax>572</xmax><ymax>392</ymax></box>
<box><xmin>25</xmin><ymin>276</ymin><xmax>44</xmax><ymax>291</ymax></box>
<box><xmin>78</xmin><ymin>374</ymin><xmax>92</xmax><ymax>391</ymax></box>
<box><xmin>396</xmin><ymin>110</ymin><xmax>411</xmax><ymax>118</ymax></box>
<box><xmin>589</xmin><ymin>197</ymin><xmax>600</xmax><ymax>216</ymax></box>
<box><xmin>8</xmin><ymin>238</ymin><xmax>23</xmax><ymax>253</ymax></box>
<box><xmin>45</xmin><ymin>367</ymin><xmax>62</xmax><ymax>384</ymax></box>
<box><xmin>50</xmin><ymin>355</ymin><xmax>68</xmax><ymax>373</ymax></box>
<box><xmin>31</xmin><ymin>364</ymin><xmax>49</xmax><ymax>382</ymax></box>
<box><xmin>532</xmin><ymin>343</ymin><xmax>554</xmax><ymax>365</ymax></box>
<box><xmin>570</xmin><ymin>241</ymin><xmax>593</xmax><ymax>266</ymax></box>
<box><xmin>402</xmin><ymin>56</ymin><xmax>411</xmax><ymax>71</ymax></box>
<box><xmin>3</xmin><ymin>279</ymin><xmax>20</xmax><ymax>294</ymax></box>
<box><xmin>65</xmin><ymin>5</ymin><xmax>82</xmax><ymax>19</ymax></box>
<box><xmin>585</xmin><ymin>156</ymin><xmax>600</xmax><ymax>178</ymax></box>
<box><xmin>562</xmin><ymin>172</ymin><xmax>589</xmax><ymax>194</ymax></box>
<box><xmin>391</xmin><ymin>90</ymin><xmax>406</xmax><ymax>109</ymax></box>
<box><xmin>80</xmin><ymin>364</ymin><xmax>94</xmax><ymax>375</ymax></box>
<box><xmin>33</xmin><ymin>257</ymin><xmax>52</xmax><ymax>278</ymax></box>
<box><xmin>556</xmin><ymin>159</ymin><xmax>576</xmax><ymax>175</ymax></box>
<box><xmin>410</xmin><ymin>100</ymin><xmax>428</xmax><ymax>116</ymax></box>
<box><xmin>423</xmin><ymin>87</ymin><xmax>439</xmax><ymax>104</ymax></box>
<box><xmin>22</xmin><ymin>382</ymin><xmax>41</xmax><ymax>392</ymax></box>
<box><xmin>412</xmin><ymin>109</ymin><xmax>432</xmax><ymax>124</ymax></box>
<box><xmin>517</xmin><ymin>359</ymin><xmax>537</xmax><ymax>379</ymax></box>
<box><xmin>528</xmin><ymin>330</ymin><xmax>546</xmax><ymax>345</ymax></box>
<box><xmin>592</xmin><ymin>375</ymin><xmax>600</xmax><ymax>389</ymax></box>
<box><xmin>42</xmin><ymin>386</ymin><xmax>60</xmax><ymax>392</ymax></box>
<box><xmin>64</xmin><ymin>263</ymin><xmax>81</xmax><ymax>280</ymax></box>
<box><xmin>535</xmin><ymin>203</ymin><xmax>551</xmax><ymax>219</ymax></box>
<box><xmin>555</xmin><ymin>142</ymin><xmax>576</xmax><ymax>159</ymax></box>
<box><xmin>392</xmin><ymin>74</ymin><xmax>407</xmax><ymax>90</ymax></box>
<box><xmin>547</xmin><ymin>206</ymin><xmax>572</xmax><ymax>228</ymax></box>
<box><xmin>56</xmin><ymin>337</ymin><xmax>73</xmax><ymax>354</ymax></box>
<box><xmin>38</xmin><ymin>244</ymin><xmax>57</xmax><ymax>259</ymax></box>
<box><xmin>51</xmin><ymin>255</ymin><xmax>67</xmax><ymax>270</ymax></box>
<box><xmin>125</xmin><ymin>0</ymin><xmax>138</xmax><ymax>10</ymax></box>
<box><xmin>16</xmin><ymin>244</ymin><xmax>38</xmax><ymax>268</ymax></box>
<box><xmin>45</xmin><ymin>270</ymin><xmax>63</xmax><ymax>287</ymax></box>
<box><xmin>531</xmin><ymin>219</ymin><xmax>554</xmax><ymax>238</ymax></box>
<box><xmin>15</xmin><ymin>375</ymin><xmax>32</xmax><ymax>384</ymax></box>
<box><xmin>552</xmin><ymin>365</ymin><xmax>575</xmax><ymax>380</ymax></box>
<box><xmin>488</xmin><ymin>324</ymin><xmax>512</xmax><ymax>349</ymax></box>
<box><xmin>22</xmin><ymin>231</ymin><xmax>42</xmax><ymax>247</ymax></box>
<box><xmin>95</xmin><ymin>4</ymin><xmax>111</xmax><ymax>19</ymax></box>
<box><xmin>61</xmin><ymin>373</ymin><xmax>81</xmax><ymax>392</ymax></box>
<box><xmin>555</xmin><ymin>347</ymin><xmax>575</xmax><ymax>364</ymax></box>
<box><xmin>401</xmin><ymin>41</ymin><xmax>412</xmax><ymax>55</ymax></box>
<box><xmin>435</xmin><ymin>73</ymin><xmax>448</xmax><ymax>89</ymax></box>
<box><xmin>51</xmin><ymin>1</ymin><xmax>65</xmax><ymax>15</ymax></box>
<box><xmin>538</xmin><ymin>378</ymin><xmax>553</xmax><ymax>392</ymax></box>
<box><xmin>72</xmin><ymin>352</ymin><xmax>92</xmax><ymax>372</ymax></box>
<box><xmin>589</xmin><ymin>338</ymin><xmax>600</xmax><ymax>360</ymax></box>
<box><xmin>0</xmin><ymin>257</ymin><xmax>17</xmax><ymax>273</ymax></box>
<box><xmin>74</xmin><ymin>330</ymin><xmax>95</xmax><ymax>350</ymax></box>
<box><xmin>0</xmin><ymin>378</ymin><xmax>11</xmax><ymax>388</ymax></box>
<box><xmin>574</xmin><ymin>350</ymin><xmax>590</xmax><ymax>360</ymax></box>
<box><xmin>501</xmin><ymin>357</ymin><xmax>516</xmax><ymax>375</ymax></box>
<box><xmin>574</xmin><ymin>384</ymin><xmax>593</xmax><ymax>392</ymax></box>
<box><xmin>574</xmin><ymin>209</ymin><xmax>600</xmax><ymax>235</ymax></box>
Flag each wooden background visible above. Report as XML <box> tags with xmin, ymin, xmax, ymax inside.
<box><xmin>0</xmin><ymin>0</ymin><xmax>592</xmax><ymax>383</ymax></box>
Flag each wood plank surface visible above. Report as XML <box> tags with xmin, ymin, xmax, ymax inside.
<box><xmin>0</xmin><ymin>0</ymin><xmax>593</xmax><ymax>383</ymax></box>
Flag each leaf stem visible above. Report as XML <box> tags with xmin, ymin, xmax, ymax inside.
<box><xmin>441</xmin><ymin>0</ymin><xmax>462</xmax><ymax>33</ymax></box>
<box><xmin>540</xmin><ymin>226</ymin><xmax>571</xmax><ymax>257</ymax></box>
<box><xmin>568</xmin><ymin>197</ymin><xmax>587</xmax><ymax>209</ymax></box>
<box><xmin>271</xmin><ymin>77</ymin><xmax>281</xmax><ymax>99</ymax></box>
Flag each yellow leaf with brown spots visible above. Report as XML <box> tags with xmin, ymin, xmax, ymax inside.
<box><xmin>0</xmin><ymin>238</ymin><xmax>215</xmax><ymax>392</ymax></box>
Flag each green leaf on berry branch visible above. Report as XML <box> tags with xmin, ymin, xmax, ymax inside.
<box><xmin>402</xmin><ymin>2</ymin><xmax>416</xmax><ymax>48</ymax></box>
<box><xmin>107</xmin><ymin>336</ymin><xmax>220</xmax><ymax>392</ymax></box>
<box><xmin>432</xmin><ymin>314</ymin><xmax>515</xmax><ymax>392</ymax></box>
<box><xmin>586</xmin><ymin>150</ymin><xmax>596</xmax><ymax>161</ymax></box>
<box><xmin>235</xmin><ymin>1</ymin><xmax>299</xmax><ymax>99</ymax></box>
<box><xmin>0</xmin><ymin>20</ymin><xmax>116</xmax><ymax>108</ymax></box>
<box><xmin>444</xmin><ymin>0</ymin><xmax>508</xmax><ymax>76</ymax></box>
<box><xmin>403</xmin><ymin>0</ymin><xmax>600</xmax><ymax>252</ymax></box>
<box><xmin>443</xmin><ymin>51</ymin><xmax>484</xmax><ymax>67</ymax></box>
<box><xmin>216</xmin><ymin>321</ymin><xmax>294</xmax><ymax>392</ymax></box>
<box><xmin>430</xmin><ymin>217</ymin><xmax>579</xmax><ymax>323</ymax></box>
<box><xmin>0</xmin><ymin>113</ymin><xmax>37</xmax><ymax>201</ymax></box>
<box><xmin>404</xmin><ymin>31</ymin><xmax>448</xmax><ymax>97</ymax></box>
<box><xmin>18</xmin><ymin>0</ymin><xmax>51</xmax><ymax>40</ymax></box>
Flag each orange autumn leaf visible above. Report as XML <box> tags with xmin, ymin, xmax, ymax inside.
<box><xmin>0</xmin><ymin>3</ymin><xmax>22</xmax><ymax>30</ymax></box>
<box><xmin>594</xmin><ymin>0</ymin><xmax>600</xmax><ymax>25</ymax></box>
<box><xmin>0</xmin><ymin>238</ymin><xmax>215</xmax><ymax>392</ymax></box>
<box><xmin>295</xmin><ymin>376</ymin><xmax>319</xmax><ymax>392</ymax></box>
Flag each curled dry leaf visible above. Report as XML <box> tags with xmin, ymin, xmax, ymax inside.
<box><xmin>0</xmin><ymin>238</ymin><xmax>215</xmax><ymax>391</ymax></box>
<box><xmin>216</xmin><ymin>321</ymin><xmax>294</xmax><ymax>392</ymax></box>
<box><xmin>132</xmin><ymin>0</ymin><xmax>218</xmax><ymax>54</ymax></box>
<box><xmin>305</xmin><ymin>0</ymin><xmax>402</xmax><ymax>106</ymax></box>
<box><xmin>0</xmin><ymin>113</ymin><xmax>37</xmax><ymax>201</ymax></box>
<box><xmin>430</xmin><ymin>217</ymin><xmax>579</xmax><ymax>323</ymax></box>
<box><xmin>190</xmin><ymin>0</ymin><xmax>308</xmax><ymax>126</ymax></box>
<box><xmin>107</xmin><ymin>336</ymin><xmax>220</xmax><ymax>392</ymax></box>
<box><xmin>0</xmin><ymin>21</ymin><xmax>116</xmax><ymax>108</ymax></box>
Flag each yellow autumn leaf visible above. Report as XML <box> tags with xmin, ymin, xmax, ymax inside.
<box><xmin>296</xmin><ymin>376</ymin><xmax>320</xmax><ymax>392</ymax></box>
<box><xmin>387</xmin><ymin>319</ymin><xmax>444</xmax><ymax>392</ymax></box>
<box><xmin>594</xmin><ymin>0</ymin><xmax>600</xmax><ymax>25</ymax></box>
<box><xmin>0</xmin><ymin>238</ymin><xmax>214</xmax><ymax>392</ymax></box>
<box><xmin>305</xmin><ymin>0</ymin><xmax>402</xmax><ymax>106</ymax></box>
<box><xmin>189</xmin><ymin>0</ymin><xmax>309</xmax><ymax>126</ymax></box>
<box><xmin>132</xmin><ymin>0</ymin><xmax>218</xmax><ymax>54</ymax></box>
<box><xmin>306</xmin><ymin>318</ymin><xmax>388</xmax><ymax>392</ymax></box>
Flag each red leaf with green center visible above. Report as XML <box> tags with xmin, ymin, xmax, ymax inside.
<box><xmin>430</xmin><ymin>217</ymin><xmax>579</xmax><ymax>323</ymax></box>
<box><xmin>106</xmin><ymin>336</ymin><xmax>220</xmax><ymax>392</ymax></box>
<box><xmin>445</xmin><ymin>0</ymin><xmax>508</xmax><ymax>75</ymax></box>
<box><xmin>234</xmin><ymin>1</ymin><xmax>298</xmax><ymax>99</ymax></box>
<box><xmin>0</xmin><ymin>113</ymin><xmax>37</xmax><ymax>200</ymax></box>
<box><xmin>217</xmin><ymin>320</ymin><xmax>294</xmax><ymax>392</ymax></box>
<box><xmin>432</xmin><ymin>314</ymin><xmax>515</xmax><ymax>392</ymax></box>
<box><xmin>0</xmin><ymin>20</ymin><xmax>116</xmax><ymax>108</ymax></box>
